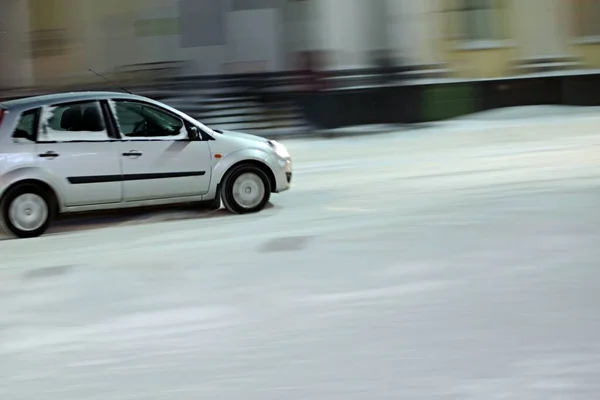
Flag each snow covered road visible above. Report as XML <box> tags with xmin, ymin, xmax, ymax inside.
<box><xmin>1</xmin><ymin>111</ymin><xmax>600</xmax><ymax>399</ymax></box>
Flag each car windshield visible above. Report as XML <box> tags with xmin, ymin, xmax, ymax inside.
<box><xmin>144</xmin><ymin>106</ymin><xmax>176</xmax><ymax>126</ymax></box>
<box><xmin>121</xmin><ymin>103</ymin><xmax>176</xmax><ymax>128</ymax></box>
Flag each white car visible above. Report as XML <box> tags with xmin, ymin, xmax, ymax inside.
<box><xmin>0</xmin><ymin>91</ymin><xmax>292</xmax><ymax>238</ymax></box>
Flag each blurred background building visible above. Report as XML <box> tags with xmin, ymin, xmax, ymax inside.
<box><xmin>1</xmin><ymin>0</ymin><xmax>600</xmax><ymax>90</ymax></box>
<box><xmin>0</xmin><ymin>0</ymin><xmax>599</xmax><ymax>133</ymax></box>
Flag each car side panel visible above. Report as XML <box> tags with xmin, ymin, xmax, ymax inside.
<box><xmin>35</xmin><ymin>142</ymin><xmax>123</xmax><ymax>206</ymax></box>
<box><xmin>119</xmin><ymin>139</ymin><xmax>212</xmax><ymax>201</ymax></box>
<box><xmin>0</xmin><ymin>117</ymin><xmax>68</xmax><ymax>208</ymax></box>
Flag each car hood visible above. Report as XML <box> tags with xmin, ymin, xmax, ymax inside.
<box><xmin>214</xmin><ymin>129</ymin><xmax>267</xmax><ymax>143</ymax></box>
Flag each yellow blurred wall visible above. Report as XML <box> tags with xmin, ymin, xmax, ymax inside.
<box><xmin>26</xmin><ymin>0</ymin><xmax>144</xmax><ymax>85</ymax></box>
<box><xmin>571</xmin><ymin>43</ymin><xmax>600</xmax><ymax>68</ymax></box>
<box><xmin>436</xmin><ymin>0</ymin><xmax>516</xmax><ymax>78</ymax></box>
<box><xmin>436</xmin><ymin>0</ymin><xmax>600</xmax><ymax>78</ymax></box>
<box><xmin>28</xmin><ymin>0</ymin><xmax>81</xmax><ymax>85</ymax></box>
<box><xmin>566</xmin><ymin>0</ymin><xmax>600</xmax><ymax>68</ymax></box>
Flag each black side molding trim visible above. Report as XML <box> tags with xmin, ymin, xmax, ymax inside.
<box><xmin>68</xmin><ymin>171</ymin><xmax>206</xmax><ymax>184</ymax></box>
<box><xmin>68</xmin><ymin>175</ymin><xmax>121</xmax><ymax>184</ymax></box>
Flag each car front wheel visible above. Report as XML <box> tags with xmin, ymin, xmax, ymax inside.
<box><xmin>221</xmin><ymin>164</ymin><xmax>271</xmax><ymax>214</ymax></box>
<box><xmin>0</xmin><ymin>184</ymin><xmax>54</xmax><ymax>238</ymax></box>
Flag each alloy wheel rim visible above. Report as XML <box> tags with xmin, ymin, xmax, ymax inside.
<box><xmin>9</xmin><ymin>193</ymin><xmax>48</xmax><ymax>232</ymax></box>
<box><xmin>232</xmin><ymin>173</ymin><xmax>265</xmax><ymax>209</ymax></box>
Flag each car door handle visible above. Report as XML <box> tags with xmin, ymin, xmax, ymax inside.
<box><xmin>122</xmin><ymin>151</ymin><xmax>143</xmax><ymax>157</ymax></box>
<box><xmin>38</xmin><ymin>151</ymin><xmax>59</xmax><ymax>158</ymax></box>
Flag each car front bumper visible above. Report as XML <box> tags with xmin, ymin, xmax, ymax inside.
<box><xmin>269</xmin><ymin>156</ymin><xmax>292</xmax><ymax>193</ymax></box>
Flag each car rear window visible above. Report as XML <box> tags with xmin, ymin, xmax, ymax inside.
<box><xmin>13</xmin><ymin>109</ymin><xmax>39</xmax><ymax>141</ymax></box>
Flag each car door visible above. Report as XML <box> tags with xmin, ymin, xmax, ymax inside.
<box><xmin>36</xmin><ymin>100</ymin><xmax>123</xmax><ymax>206</ymax></box>
<box><xmin>109</xmin><ymin>99</ymin><xmax>212</xmax><ymax>202</ymax></box>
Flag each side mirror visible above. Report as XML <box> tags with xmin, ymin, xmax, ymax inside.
<box><xmin>188</xmin><ymin>125</ymin><xmax>200</xmax><ymax>140</ymax></box>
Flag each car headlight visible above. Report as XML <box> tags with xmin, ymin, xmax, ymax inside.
<box><xmin>267</xmin><ymin>140</ymin><xmax>289</xmax><ymax>158</ymax></box>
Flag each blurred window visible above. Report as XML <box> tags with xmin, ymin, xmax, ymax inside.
<box><xmin>111</xmin><ymin>101</ymin><xmax>185</xmax><ymax>139</ymax></box>
<box><xmin>446</xmin><ymin>0</ymin><xmax>505</xmax><ymax>41</ymax></box>
<box><xmin>465</xmin><ymin>0</ymin><xmax>495</xmax><ymax>40</ymax></box>
<box><xmin>38</xmin><ymin>101</ymin><xmax>108</xmax><ymax>142</ymax></box>
<box><xmin>573</xmin><ymin>0</ymin><xmax>600</xmax><ymax>37</ymax></box>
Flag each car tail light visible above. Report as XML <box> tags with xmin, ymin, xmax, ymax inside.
<box><xmin>0</xmin><ymin>109</ymin><xmax>5</xmax><ymax>127</ymax></box>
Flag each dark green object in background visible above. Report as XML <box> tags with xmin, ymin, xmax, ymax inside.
<box><xmin>421</xmin><ymin>83</ymin><xmax>477</xmax><ymax>122</ymax></box>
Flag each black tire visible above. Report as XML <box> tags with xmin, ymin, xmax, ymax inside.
<box><xmin>0</xmin><ymin>183</ymin><xmax>55</xmax><ymax>238</ymax></box>
<box><xmin>221</xmin><ymin>164</ymin><xmax>271</xmax><ymax>214</ymax></box>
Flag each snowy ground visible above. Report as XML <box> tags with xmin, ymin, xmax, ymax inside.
<box><xmin>1</xmin><ymin>110</ymin><xmax>600</xmax><ymax>399</ymax></box>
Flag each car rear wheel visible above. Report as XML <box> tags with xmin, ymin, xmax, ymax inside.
<box><xmin>221</xmin><ymin>164</ymin><xmax>271</xmax><ymax>214</ymax></box>
<box><xmin>0</xmin><ymin>184</ymin><xmax>55</xmax><ymax>238</ymax></box>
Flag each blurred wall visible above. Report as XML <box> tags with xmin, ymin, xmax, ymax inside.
<box><xmin>568</xmin><ymin>0</ymin><xmax>600</xmax><ymax>68</ymax></box>
<box><xmin>280</xmin><ymin>0</ymin><xmax>311</xmax><ymax>67</ymax></box>
<box><xmin>2</xmin><ymin>0</ymin><xmax>600</xmax><ymax>88</ymax></box>
<box><xmin>3</xmin><ymin>0</ymin><xmax>292</xmax><ymax>87</ymax></box>
<box><xmin>440</xmin><ymin>0</ymin><xmax>515</xmax><ymax>78</ymax></box>
<box><xmin>389</xmin><ymin>0</ymin><xmax>441</xmax><ymax>66</ymax></box>
<box><xmin>293</xmin><ymin>0</ymin><xmax>431</xmax><ymax>69</ymax></box>
<box><xmin>84</xmin><ymin>0</ymin><xmax>287</xmax><ymax>77</ymax></box>
<box><xmin>516</xmin><ymin>0</ymin><xmax>569</xmax><ymax>58</ymax></box>
<box><xmin>28</xmin><ymin>0</ymin><xmax>87</xmax><ymax>85</ymax></box>
<box><xmin>0</xmin><ymin>0</ymin><xmax>33</xmax><ymax>89</ymax></box>
<box><xmin>439</xmin><ymin>0</ymin><xmax>600</xmax><ymax>78</ymax></box>
<box><xmin>307</xmin><ymin>0</ymin><xmax>372</xmax><ymax>68</ymax></box>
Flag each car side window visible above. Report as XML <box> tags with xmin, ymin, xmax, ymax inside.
<box><xmin>12</xmin><ymin>108</ymin><xmax>39</xmax><ymax>141</ymax></box>
<box><xmin>110</xmin><ymin>100</ymin><xmax>186</xmax><ymax>139</ymax></box>
<box><xmin>38</xmin><ymin>101</ymin><xmax>108</xmax><ymax>142</ymax></box>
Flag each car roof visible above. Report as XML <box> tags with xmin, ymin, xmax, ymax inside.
<box><xmin>1</xmin><ymin>91</ymin><xmax>151</xmax><ymax>112</ymax></box>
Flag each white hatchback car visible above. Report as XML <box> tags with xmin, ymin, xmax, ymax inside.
<box><xmin>0</xmin><ymin>92</ymin><xmax>292</xmax><ymax>238</ymax></box>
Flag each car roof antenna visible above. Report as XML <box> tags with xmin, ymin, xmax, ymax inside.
<box><xmin>88</xmin><ymin>68</ymin><xmax>134</xmax><ymax>95</ymax></box>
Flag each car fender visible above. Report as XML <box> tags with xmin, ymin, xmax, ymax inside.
<box><xmin>0</xmin><ymin>166</ymin><xmax>66</xmax><ymax>210</ymax></box>
<box><xmin>205</xmin><ymin>148</ymin><xmax>271</xmax><ymax>199</ymax></box>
